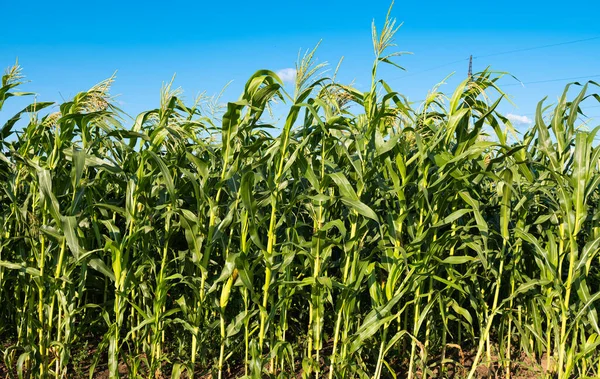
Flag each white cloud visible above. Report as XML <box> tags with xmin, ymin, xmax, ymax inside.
<box><xmin>276</xmin><ymin>68</ymin><xmax>296</xmax><ymax>84</ymax></box>
<box><xmin>506</xmin><ymin>113</ymin><xmax>532</xmax><ymax>125</ymax></box>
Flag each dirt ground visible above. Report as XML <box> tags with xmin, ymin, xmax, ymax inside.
<box><xmin>0</xmin><ymin>342</ymin><xmax>552</xmax><ymax>378</ymax></box>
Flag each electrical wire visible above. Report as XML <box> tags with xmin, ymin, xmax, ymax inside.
<box><xmin>503</xmin><ymin>74</ymin><xmax>600</xmax><ymax>87</ymax></box>
<box><xmin>473</xmin><ymin>36</ymin><xmax>600</xmax><ymax>59</ymax></box>
<box><xmin>391</xmin><ymin>36</ymin><xmax>599</xmax><ymax>80</ymax></box>
<box><xmin>393</xmin><ymin>58</ymin><xmax>469</xmax><ymax>79</ymax></box>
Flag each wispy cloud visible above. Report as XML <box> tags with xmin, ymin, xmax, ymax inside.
<box><xmin>276</xmin><ymin>68</ymin><xmax>296</xmax><ymax>84</ymax></box>
<box><xmin>506</xmin><ymin>113</ymin><xmax>532</xmax><ymax>125</ymax></box>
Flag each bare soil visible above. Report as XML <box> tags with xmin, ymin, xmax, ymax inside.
<box><xmin>0</xmin><ymin>341</ymin><xmax>552</xmax><ymax>378</ymax></box>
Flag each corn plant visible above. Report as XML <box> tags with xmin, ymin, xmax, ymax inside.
<box><xmin>1</xmin><ymin>5</ymin><xmax>600</xmax><ymax>379</ymax></box>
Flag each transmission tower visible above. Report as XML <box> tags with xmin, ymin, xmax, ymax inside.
<box><xmin>468</xmin><ymin>55</ymin><xmax>473</xmax><ymax>79</ymax></box>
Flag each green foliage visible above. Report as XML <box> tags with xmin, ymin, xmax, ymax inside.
<box><xmin>1</xmin><ymin>10</ymin><xmax>599</xmax><ymax>379</ymax></box>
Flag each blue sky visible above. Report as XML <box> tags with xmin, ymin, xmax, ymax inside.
<box><xmin>2</xmin><ymin>0</ymin><xmax>599</xmax><ymax>135</ymax></box>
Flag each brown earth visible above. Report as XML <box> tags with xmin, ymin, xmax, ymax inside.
<box><xmin>0</xmin><ymin>341</ymin><xmax>553</xmax><ymax>378</ymax></box>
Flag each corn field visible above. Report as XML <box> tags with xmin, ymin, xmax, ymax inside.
<box><xmin>1</xmin><ymin>9</ymin><xmax>600</xmax><ymax>379</ymax></box>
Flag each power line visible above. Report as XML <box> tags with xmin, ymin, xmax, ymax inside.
<box><xmin>395</xmin><ymin>58</ymin><xmax>469</xmax><ymax>79</ymax></box>
<box><xmin>392</xmin><ymin>36</ymin><xmax>599</xmax><ymax>80</ymax></box>
<box><xmin>520</xmin><ymin>105</ymin><xmax>600</xmax><ymax>116</ymax></box>
<box><xmin>503</xmin><ymin>74</ymin><xmax>600</xmax><ymax>87</ymax></box>
<box><xmin>473</xmin><ymin>36</ymin><xmax>600</xmax><ymax>59</ymax></box>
